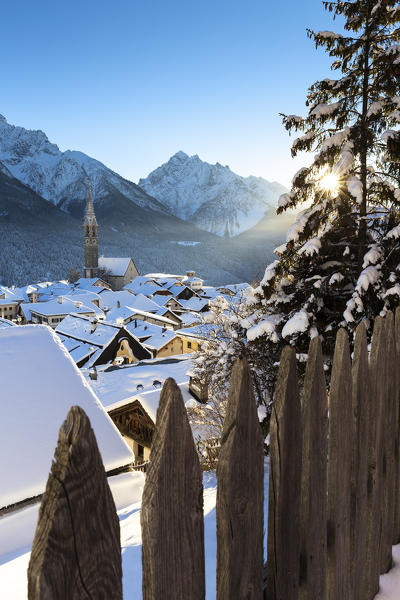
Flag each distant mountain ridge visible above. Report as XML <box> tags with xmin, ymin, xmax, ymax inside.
<box><xmin>139</xmin><ymin>151</ymin><xmax>287</xmax><ymax>237</ymax></box>
<box><xmin>0</xmin><ymin>114</ymin><xmax>166</xmax><ymax>219</ymax></box>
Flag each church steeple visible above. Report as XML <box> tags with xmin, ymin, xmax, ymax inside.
<box><xmin>83</xmin><ymin>181</ymin><xmax>98</xmax><ymax>278</ymax></box>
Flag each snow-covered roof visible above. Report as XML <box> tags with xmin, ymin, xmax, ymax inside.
<box><xmin>74</xmin><ymin>278</ymin><xmax>111</xmax><ymax>291</ymax></box>
<box><xmin>179</xmin><ymin>312</ymin><xmax>202</xmax><ymax>327</ymax></box>
<box><xmin>142</xmin><ymin>329</ymin><xmax>179</xmax><ymax>351</ymax></box>
<box><xmin>0</xmin><ymin>299</ymin><xmax>18</xmax><ymax>306</ymax></box>
<box><xmin>145</xmin><ymin>273</ymin><xmax>186</xmax><ymax>281</ymax></box>
<box><xmin>29</xmin><ymin>297</ymin><xmax>101</xmax><ymax>317</ymax></box>
<box><xmin>168</xmin><ymin>284</ymin><xmax>193</xmax><ymax>298</ymax></box>
<box><xmin>199</xmin><ymin>286</ymin><xmax>220</xmax><ymax>300</ymax></box>
<box><xmin>128</xmin><ymin>308</ymin><xmax>176</xmax><ymax>327</ymax></box>
<box><xmin>177</xmin><ymin>325</ymin><xmax>207</xmax><ymax>339</ymax></box>
<box><xmin>178</xmin><ymin>297</ymin><xmax>209</xmax><ymax>312</ymax></box>
<box><xmin>0</xmin><ymin>318</ymin><xmax>16</xmax><ymax>329</ymax></box>
<box><xmin>84</xmin><ymin>356</ymin><xmax>193</xmax><ymax>421</ymax></box>
<box><xmin>0</xmin><ymin>325</ymin><xmax>133</xmax><ymax>508</ymax></box>
<box><xmin>150</xmin><ymin>294</ymin><xmax>182</xmax><ymax>307</ymax></box>
<box><xmin>56</xmin><ymin>314</ymin><xmax>120</xmax><ymax>348</ymax></box>
<box><xmin>98</xmin><ymin>257</ymin><xmax>133</xmax><ymax>277</ymax></box>
<box><xmin>126</xmin><ymin>293</ymin><xmax>163</xmax><ymax>313</ymax></box>
<box><xmin>107</xmin><ymin>382</ymin><xmax>194</xmax><ymax>424</ymax></box>
<box><xmin>123</xmin><ymin>278</ymin><xmax>162</xmax><ymax>294</ymax></box>
<box><xmin>216</xmin><ymin>282</ymin><xmax>251</xmax><ymax>295</ymax></box>
<box><xmin>125</xmin><ymin>320</ymin><xmax>165</xmax><ymax>340</ymax></box>
<box><xmin>135</xmin><ymin>283</ymin><xmax>171</xmax><ymax>298</ymax></box>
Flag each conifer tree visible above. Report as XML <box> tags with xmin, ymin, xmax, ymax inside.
<box><xmin>246</xmin><ymin>0</ymin><xmax>400</xmax><ymax>369</ymax></box>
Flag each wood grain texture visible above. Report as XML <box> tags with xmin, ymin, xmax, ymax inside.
<box><xmin>141</xmin><ymin>378</ymin><xmax>205</xmax><ymax>600</ymax></box>
<box><xmin>266</xmin><ymin>346</ymin><xmax>302</xmax><ymax>600</ymax></box>
<box><xmin>351</xmin><ymin>322</ymin><xmax>370</xmax><ymax>600</ymax></box>
<box><xmin>299</xmin><ymin>337</ymin><xmax>327</xmax><ymax>600</ymax></box>
<box><xmin>28</xmin><ymin>406</ymin><xmax>122</xmax><ymax>599</ymax></box>
<box><xmin>327</xmin><ymin>329</ymin><xmax>352</xmax><ymax>600</ymax></box>
<box><xmin>366</xmin><ymin>317</ymin><xmax>386</xmax><ymax>598</ymax></box>
<box><xmin>216</xmin><ymin>356</ymin><xmax>264</xmax><ymax>600</ymax></box>
<box><xmin>380</xmin><ymin>313</ymin><xmax>395</xmax><ymax>573</ymax></box>
<box><xmin>394</xmin><ymin>307</ymin><xmax>400</xmax><ymax>544</ymax></box>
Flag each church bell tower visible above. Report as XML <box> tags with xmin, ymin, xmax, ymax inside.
<box><xmin>83</xmin><ymin>182</ymin><xmax>98</xmax><ymax>278</ymax></box>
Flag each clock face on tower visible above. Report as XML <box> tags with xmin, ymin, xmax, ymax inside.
<box><xmin>85</xmin><ymin>238</ymin><xmax>90</xmax><ymax>245</ymax></box>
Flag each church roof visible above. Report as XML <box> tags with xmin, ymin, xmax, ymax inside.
<box><xmin>98</xmin><ymin>257</ymin><xmax>134</xmax><ymax>277</ymax></box>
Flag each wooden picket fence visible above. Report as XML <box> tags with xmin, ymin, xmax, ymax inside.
<box><xmin>26</xmin><ymin>309</ymin><xmax>400</xmax><ymax>599</ymax></box>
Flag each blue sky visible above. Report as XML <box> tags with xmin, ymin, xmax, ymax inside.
<box><xmin>1</xmin><ymin>0</ymin><xmax>342</xmax><ymax>186</ymax></box>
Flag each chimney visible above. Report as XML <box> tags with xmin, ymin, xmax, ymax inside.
<box><xmin>58</xmin><ymin>296</ymin><xmax>63</xmax><ymax>304</ymax></box>
<box><xmin>117</xmin><ymin>301</ymin><xmax>121</xmax><ymax>309</ymax></box>
<box><xmin>90</xmin><ymin>318</ymin><xmax>98</xmax><ymax>333</ymax></box>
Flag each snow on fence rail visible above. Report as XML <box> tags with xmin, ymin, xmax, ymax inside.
<box><xmin>27</xmin><ymin>309</ymin><xmax>400</xmax><ymax>599</ymax></box>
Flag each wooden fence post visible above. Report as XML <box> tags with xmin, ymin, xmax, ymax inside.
<box><xmin>381</xmin><ymin>312</ymin><xmax>396</xmax><ymax>573</ymax></box>
<box><xmin>266</xmin><ymin>346</ymin><xmax>302</xmax><ymax>600</ymax></box>
<box><xmin>366</xmin><ymin>316</ymin><xmax>386</xmax><ymax>598</ymax></box>
<box><xmin>141</xmin><ymin>378</ymin><xmax>205</xmax><ymax>600</ymax></box>
<box><xmin>351</xmin><ymin>322</ymin><xmax>370</xmax><ymax>600</ymax></box>
<box><xmin>394</xmin><ymin>307</ymin><xmax>400</xmax><ymax>544</ymax></box>
<box><xmin>216</xmin><ymin>356</ymin><xmax>264</xmax><ymax>600</ymax></box>
<box><xmin>327</xmin><ymin>329</ymin><xmax>352</xmax><ymax>600</ymax></box>
<box><xmin>299</xmin><ymin>336</ymin><xmax>327</xmax><ymax>600</ymax></box>
<box><xmin>28</xmin><ymin>406</ymin><xmax>122</xmax><ymax>599</ymax></box>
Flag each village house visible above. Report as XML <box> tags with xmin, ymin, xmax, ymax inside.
<box><xmin>141</xmin><ymin>329</ymin><xmax>185</xmax><ymax>358</ymax></box>
<box><xmin>74</xmin><ymin>277</ymin><xmax>112</xmax><ymax>291</ymax></box>
<box><xmin>84</xmin><ymin>356</ymin><xmax>195</xmax><ymax>463</ymax></box>
<box><xmin>22</xmin><ymin>297</ymin><xmax>103</xmax><ymax>328</ymax></box>
<box><xmin>0</xmin><ymin>325</ymin><xmax>135</xmax><ymax>511</ymax></box>
<box><xmin>177</xmin><ymin>327</ymin><xmax>206</xmax><ymax>353</ymax></box>
<box><xmin>125</xmin><ymin>308</ymin><xmax>179</xmax><ymax>331</ymax></box>
<box><xmin>184</xmin><ymin>271</ymin><xmax>204</xmax><ymax>291</ymax></box>
<box><xmin>56</xmin><ymin>313</ymin><xmax>151</xmax><ymax>367</ymax></box>
<box><xmin>98</xmin><ymin>257</ymin><xmax>139</xmax><ymax>291</ymax></box>
<box><xmin>0</xmin><ymin>299</ymin><xmax>19</xmax><ymax>321</ymax></box>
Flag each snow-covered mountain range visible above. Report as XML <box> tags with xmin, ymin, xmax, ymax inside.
<box><xmin>0</xmin><ymin>115</ymin><xmax>165</xmax><ymax>218</ymax></box>
<box><xmin>0</xmin><ymin>114</ymin><xmax>292</xmax><ymax>286</ymax></box>
<box><xmin>139</xmin><ymin>151</ymin><xmax>287</xmax><ymax>237</ymax></box>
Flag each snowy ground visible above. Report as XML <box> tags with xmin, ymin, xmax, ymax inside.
<box><xmin>0</xmin><ymin>463</ymin><xmax>268</xmax><ymax>599</ymax></box>
<box><xmin>1</xmin><ymin>461</ymin><xmax>400</xmax><ymax>598</ymax></box>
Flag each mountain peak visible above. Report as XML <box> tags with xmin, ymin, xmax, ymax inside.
<box><xmin>171</xmin><ymin>151</ymin><xmax>189</xmax><ymax>161</ymax></box>
<box><xmin>140</xmin><ymin>152</ymin><xmax>287</xmax><ymax>237</ymax></box>
<box><xmin>0</xmin><ymin>115</ymin><xmax>7</xmax><ymax>123</ymax></box>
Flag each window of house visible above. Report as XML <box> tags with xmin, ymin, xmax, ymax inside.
<box><xmin>187</xmin><ymin>341</ymin><xmax>192</xmax><ymax>348</ymax></box>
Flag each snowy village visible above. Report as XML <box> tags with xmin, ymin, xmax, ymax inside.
<box><xmin>1</xmin><ymin>0</ymin><xmax>400</xmax><ymax>599</ymax></box>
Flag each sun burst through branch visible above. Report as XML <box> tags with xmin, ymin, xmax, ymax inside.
<box><xmin>319</xmin><ymin>172</ymin><xmax>340</xmax><ymax>196</ymax></box>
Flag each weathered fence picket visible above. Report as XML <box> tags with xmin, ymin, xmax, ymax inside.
<box><xmin>327</xmin><ymin>329</ymin><xmax>353</xmax><ymax>600</ymax></box>
<box><xmin>140</xmin><ymin>378</ymin><xmax>205</xmax><ymax>600</ymax></box>
<box><xmin>266</xmin><ymin>346</ymin><xmax>302</xmax><ymax>600</ymax></box>
<box><xmin>27</xmin><ymin>406</ymin><xmax>122</xmax><ymax>599</ymax></box>
<box><xmin>299</xmin><ymin>336</ymin><xmax>327</xmax><ymax>600</ymax></box>
<box><xmin>351</xmin><ymin>322</ymin><xmax>370</xmax><ymax>600</ymax></box>
<box><xmin>216</xmin><ymin>356</ymin><xmax>264</xmax><ymax>600</ymax></box>
<box><xmin>27</xmin><ymin>311</ymin><xmax>400</xmax><ymax>600</ymax></box>
<box><xmin>367</xmin><ymin>316</ymin><xmax>386</xmax><ymax>598</ymax></box>
<box><xmin>382</xmin><ymin>312</ymin><xmax>396</xmax><ymax>573</ymax></box>
<box><xmin>395</xmin><ymin>307</ymin><xmax>400</xmax><ymax>543</ymax></box>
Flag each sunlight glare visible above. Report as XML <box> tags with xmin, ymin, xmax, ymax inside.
<box><xmin>319</xmin><ymin>172</ymin><xmax>340</xmax><ymax>196</ymax></box>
